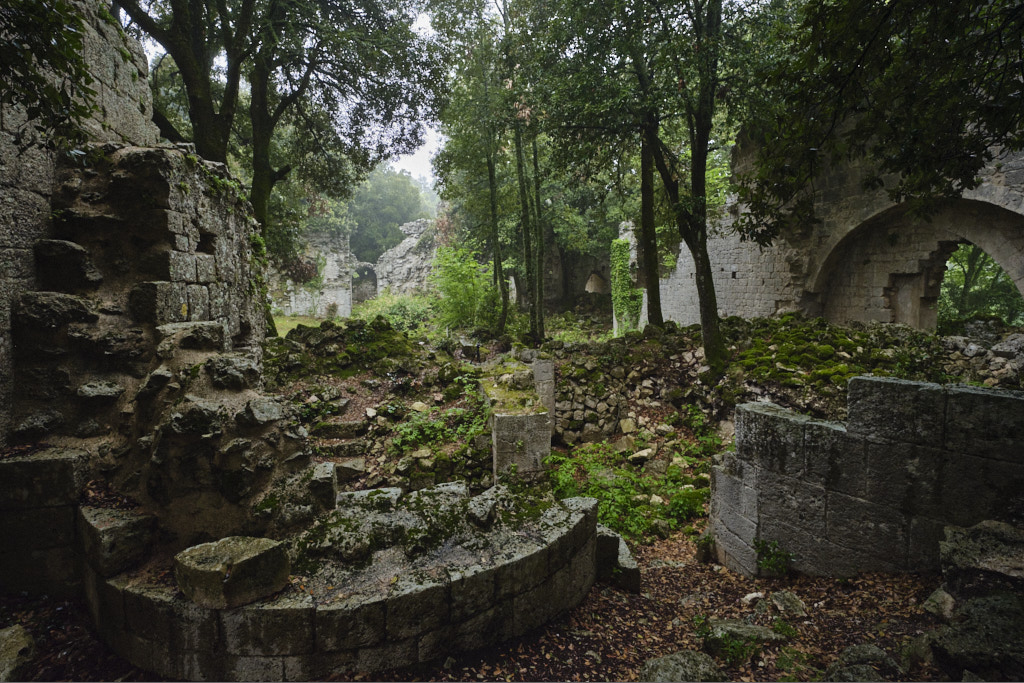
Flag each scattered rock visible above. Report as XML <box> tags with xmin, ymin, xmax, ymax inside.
<box><xmin>771</xmin><ymin>590</ymin><xmax>808</xmax><ymax>618</ymax></box>
<box><xmin>923</xmin><ymin>587</ymin><xmax>956</xmax><ymax>621</ymax></box>
<box><xmin>740</xmin><ymin>591</ymin><xmax>764</xmax><ymax>606</ymax></box>
<box><xmin>640</xmin><ymin>650</ymin><xmax>724</xmax><ymax>682</ymax></box>
<box><xmin>702</xmin><ymin>618</ymin><xmax>789</xmax><ymax>657</ymax></box>
<box><xmin>174</xmin><ymin>536</ymin><xmax>291</xmax><ymax>609</ymax></box>
<box><xmin>619</xmin><ymin>418</ymin><xmax>637</xmax><ymax>434</ymax></box>
<box><xmin>929</xmin><ymin>592</ymin><xmax>1024</xmax><ymax>682</ymax></box>
<box><xmin>824</xmin><ymin>643</ymin><xmax>901</xmax><ymax>682</ymax></box>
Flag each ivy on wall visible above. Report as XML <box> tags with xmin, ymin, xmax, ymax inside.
<box><xmin>610</xmin><ymin>239</ymin><xmax>643</xmax><ymax>333</ymax></box>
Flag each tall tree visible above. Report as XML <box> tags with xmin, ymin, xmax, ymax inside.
<box><xmin>117</xmin><ymin>0</ymin><xmax>441</xmax><ymax>229</ymax></box>
<box><xmin>543</xmin><ymin>0</ymin><xmax>767</xmax><ymax>369</ymax></box>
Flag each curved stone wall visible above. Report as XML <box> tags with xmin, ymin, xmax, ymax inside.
<box><xmin>81</xmin><ymin>494</ymin><xmax>598</xmax><ymax>681</ymax></box>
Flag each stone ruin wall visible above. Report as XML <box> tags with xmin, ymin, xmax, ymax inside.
<box><xmin>269</xmin><ymin>231</ymin><xmax>356</xmax><ymax>318</ymax></box>
<box><xmin>655</xmin><ymin>147</ymin><xmax>1024</xmax><ymax>329</ymax></box>
<box><xmin>374</xmin><ymin>218</ymin><xmax>437</xmax><ymax>295</ymax></box>
<box><xmin>0</xmin><ymin>0</ymin><xmax>160</xmax><ymax>446</ymax></box>
<box><xmin>710</xmin><ymin>376</ymin><xmax>1024</xmax><ymax>577</ymax></box>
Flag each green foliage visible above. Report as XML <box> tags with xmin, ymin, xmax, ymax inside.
<box><xmin>545</xmin><ymin>441</ymin><xmax>709</xmax><ymax>543</ymax></box>
<box><xmin>938</xmin><ymin>243</ymin><xmax>1024</xmax><ymax>334</ymax></box>
<box><xmin>348</xmin><ymin>165</ymin><xmax>429</xmax><ymax>262</ymax></box>
<box><xmin>739</xmin><ymin>0</ymin><xmax>1024</xmax><ymax>238</ymax></box>
<box><xmin>776</xmin><ymin>646</ymin><xmax>822</xmax><ymax>682</ymax></box>
<box><xmin>754</xmin><ymin>539</ymin><xmax>795</xmax><ymax>576</ymax></box>
<box><xmin>389</xmin><ymin>377</ymin><xmax>490</xmax><ymax>456</ymax></box>
<box><xmin>429</xmin><ymin>245</ymin><xmax>498</xmax><ymax>332</ymax></box>
<box><xmin>352</xmin><ymin>291</ymin><xmax>434</xmax><ymax>332</ymax></box>
<box><xmin>1</xmin><ymin>0</ymin><xmax>98</xmax><ymax>148</ymax></box>
<box><xmin>772</xmin><ymin>618</ymin><xmax>799</xmax><ymax>639</ymax></box>
<box><xmin>610</xmin><ymin>239</ymin><xmax>643</xmax><ymax>334</ymax></box>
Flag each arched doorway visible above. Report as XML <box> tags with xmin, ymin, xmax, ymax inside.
<box><xmin>807</xmin><ymin>199</ymin><xmax>1024</xmax><ymax>329</ymax></box>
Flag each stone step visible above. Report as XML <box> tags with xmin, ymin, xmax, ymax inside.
<box><xmin>318</xmin><ymin>438</ymin><xmax>366</xmax><ymax>459</ymax></box>
<box><xmin>311</xmin><ymin>417</ymin><xmax>368</xmax><ymax>439</ymax></box>
<box><xmin>336</xmin><ymin>457</ymin><xmax>367</xmax><ymax>483</ymax></box>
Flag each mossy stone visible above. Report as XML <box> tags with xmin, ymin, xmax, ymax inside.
<box><xmin>174</xmin><ymin>536</ymin><xmax>290</xmax><ymax>608</ymax></box>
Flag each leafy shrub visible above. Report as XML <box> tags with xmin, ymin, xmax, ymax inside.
<box><xmin>352</xmin><ymin>290</ymin><xmax>434</xmax><ymax>331</ymax></box>
<box><xmin>546</xmin><ymin>441</ymin><xmax>710</xmax><ymax>542</ymax></box>
<box><xmin>754</xmin><ymin>539</ymin><xmax>795</xmax><ymax>576</ymax></box>
<box><xmin>429</xmin><ymin>246</ymin><xmax>498</xmax><ymax>331</ymax></box>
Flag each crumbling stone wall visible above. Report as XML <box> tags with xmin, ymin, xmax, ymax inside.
<box><xmin>269</xmin><ymin>231</ymin><xmax>355</xmax><ymax>317</ymax></box>
<box><xmin>711</xmin><ymin>376</ymin><xmax>1024</xmax><ymax>577</ymax></box>
<box><xmin>657</xmin><ymin>149</ymin><xmax>1024</xmax><ymax>329</ymax></box>
<box><xmin>0</xmin><ymin>0</ymin><xmax>159</xmax><ymax>445</ymax></box>
<box><xmin>374</xmin><ymin>219</ymin><xmax>436</xmax><ymax>295</ymax></box>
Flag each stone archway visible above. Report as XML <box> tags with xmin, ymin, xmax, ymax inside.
<box><xmin>805</xmin><ymin>199</ymin><xmax>1024</xmax><ymax>329</ymax></box>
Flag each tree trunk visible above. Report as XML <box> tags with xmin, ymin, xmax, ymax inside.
<box><xmin>514</xmin><ymin>121</ymin><xmax>537</xmax><ymax>342</ymax></box>
<box><xmin>531</xmin><ymin>136</ymin><xmax>545</xmax><ymax>339</ymax></box>
<box><xmin>487</xmin><ymin>149</ymin><xmax>509</xmax><ymax>336</ymax></box>
<box><xmin>640</xmin><ymin>130</ymin><xmax>664</xmax><ymax>326</ymax></box>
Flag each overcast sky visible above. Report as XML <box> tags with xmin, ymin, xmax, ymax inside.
<box><xmin>392</xmin><ymin>126</ymin><xmax>442</xmax><ymax>185</ymax></box>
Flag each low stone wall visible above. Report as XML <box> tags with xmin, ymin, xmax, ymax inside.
<box><xmin>710</xmin><ymin>376</ymin><xmax>1024</xmax><ymax>577</ymax></box>
<box><xmin>0</xmin><ymin>448</ymin><xmax>88</xmax><ymax>596</ymax></box>
<box><xmin>268</xmin><ymin>232</ymin><xmax>355</xmax><ymax>318</ymax></box>
<box><xmin>80</xmin><ymin>495</ymin><xmax>598</xmax><ymax>681</ymax></box>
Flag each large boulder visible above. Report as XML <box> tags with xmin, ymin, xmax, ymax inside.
<box><xmin>174</xmin><ymin>536</ymin><xmax>290</xmax><ymax>608</ymax></box>
<box><xmin>0</xmin><ymin>625</ymin><xmax>34</xmax><ymax>682</ymax></box>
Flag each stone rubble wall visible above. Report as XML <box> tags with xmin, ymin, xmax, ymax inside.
<box><xmin>269</xmin><ymin>232</ymin><xmax>355</xmax><ymax>318</ymax></box>
<box><xmin>78</xmin><ymin>496</ymin><xmax>597</xmax><ymax>681</ymax></box>
<box><xmin>374</xmin><ymin>219</ymin><xmax>436</xmax><ymax>296</ymax></box>
<box><xmin>711</xmin><ymin>376</ymin><xmax>1024</xmax><ymax>577</ymax></box>
<box><xmin>656</xmin><ymin>148</ymin><xmax>1024</xmax><ymax>329</ymax></box>
<box><xmin>0</xmin><ymin>0</ymin><xmax>160</xmax><ymax>445</ymax></box>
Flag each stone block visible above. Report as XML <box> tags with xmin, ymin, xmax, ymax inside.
<box><xmin>711</xmin><ymin>465</ymin><xmax>758</xmax><ymax>520</ymax></box>
<box><xmin>224</xmin><ymin>654</ymin><xmax>285</xmax><ymax>682</ymax></box>
<box><xmin>77</xmin><ymin>506</ymin><xmax>155</xmax><ymax>576</ymax></box>
<box><xmin>568</xmin><ymin>536</ymin><xmax>597</xmax><ymax>604</ymax></box>
<box><xmin>187</xmin><ymin>284</ymin><xmax>209</xmax><ymax>320</ymax></box>
<box><xmin>710</xmin><ymin>513</ymin><xmax>758</xmax><ymax>577</ymax></box>
<box><xmin>712</xmin><ymin>499</ymin><xmax>758</xmax><ymax>545</ymax></box>
<box><xmin>803</xmin><ymin>419</ymin><xmax>867</xmax><ymax>497</ymax></box>
<box><xmin>386</xmin><ymin>573</ymin><xmax>449</xmax><ymax>640</ymax></box>
<box><xmin>757</xmin><ymin>469</ymin><xmax>827</xmax><ymax>537</ymax></box>
<box><xmin>206</xmin><ymin>354</ymin><xmax>261</xmax><ymax>390</ymax></box>
<box><xmin>847</xmin><ymin>376</ymin><xmax>946</xmax><ymax>448</ymax></box>
<box><xmin>453</xmin><ymin>601</ymin><xmax>513</xmax><ymax>651</ymax></box>
<box><xmin>0</xmin><ymin>505</ymin><xmax>75</xmax><ymax>550</ymax></box>
<box><xmin>155</xmin><ymin>320</ymin><xmax>225</xmax><ymax>350</ymax></box>
<box><xmin>195</xmin><ymin>253</ymin><xmax>218</xmax><ymax>283</ymax></box>
<box><xmin>169</xmin><ymin>593</ymin><xmax>221</xmax><ymax>653</ymax></box>
<box><xmin>143</xmin><ymin>250</ymin><xmax>196</xmax><ymax>282</ymax></box>
<box><xmin>449</xmin><ymin>564</ymin><xmax>496</xmax><ymax>622</ymax></box>
<box><xmin>760</xmin><ymin>515</ymin><xmax>900</xmax><ymax>577</ymax></box>
<box><xmin>939</xmin><ymin>453</ymin><xmax>1024</xmax><ymax>527</ymax></box>
<box><xmin>83</xmin><ymin>568</ymin><xmax>127</xmax><ymax>640</ymax></box>
<box><xmin>282</xmin><ymin>651</ymin><xmax>355</xmax><ymax>681</ymax></box>
<box><xmin>864</xmin><ymin>442</ymin><xmax>944</xmax><ymax>514</ymax></box>
<box><xmin>511</xmin><ymin>571</ymin><xmax>558</xmax><ymax>636</ymax></box>
<box><xmin>307</xmin><ymin>462</ymin><xmax>338</xmax><ymax>510</ymax></box>
<box><xmin>417</xmin><ymin>625</ymin><xmax>454</xmax><ymax>663</ymax></box>
<box><xmin>907</xmin><ymin>516</ymin><xmax>947</xmax><ymax>571</ymax></box>
<box><xmin>123</xmin><ymin>581</ymin><xmax>174</xmax><ymax>644</ymax></box>
<box><xmin>0</xmin><ymin>448</ymin><xmax>88</xmax><ymax>510</ymax></box>
<box><xmin>174</xmin><ymin>536</ymin><xmax>290</xmax><ymax>609</ymax></box>
<box><xmin>491</xmin><ymin>412</ymin><xmax>551</xmax><ymax>480</ymax></box>
<box><xmin>221</xmin><ymin>593</ymin><xmax>314</xmax><ymax>656</ymax></box>
<box><xmin>825</xmin><ymin>491</ymin><xmax>908</xmax><ymax>569</ymax></box>
<box><xmin>315</xmin><ymin>592</ymin><xmax>386</xmax><ymax>651</ymax></box>
<box><xmin>944</xmin><ymin>384</ymin><xmax>1024</xmax><ymax>462</ymax></box>
<box><xmin>735</xmin><ymin>402</ymin><xmax>808</xmax><ymax>477</ymax></box>
<box><xmin>355</xmin><ymin>637</ymin><xmax>417</xmax><ymax>673</ymax></box>
<box><xmin>495</xmin><ymin>542</ymin><xmax>548</xmax><ymax>600</ymax></box>
<box><xmin>129</xmin><ymin>281</ymin><xmax>187</xmax><ymax>324</ymax></box>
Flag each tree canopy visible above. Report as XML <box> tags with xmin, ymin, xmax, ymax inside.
<box><xmin>738</xmin><ymin>0</ymin><xmax>1024</xmax><ymax>241</ymax></box>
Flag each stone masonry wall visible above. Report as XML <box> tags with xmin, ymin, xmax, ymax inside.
<box><xmin>0</xmin><ymin>0</ymin><xmax>159</xmax><ymax>445</ymax></box>
<box><xmin>375</xmin><ymin>219</ymin><xmax>436</xmax><ymax>296</ymax></box>
<box><xmin>710</xmin><ymin>376</ymin><xmax>1024</xmax><ymax>577</ymax></box>
<box><xmin>269</xmin><ymin>231</ymin><xmax>355</xmax><ymax>318</ymax></box>
<box><xmin>657</xmin><ymin>148</ymin><xmax>1024</xmax><ymax>329</ymax></box>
